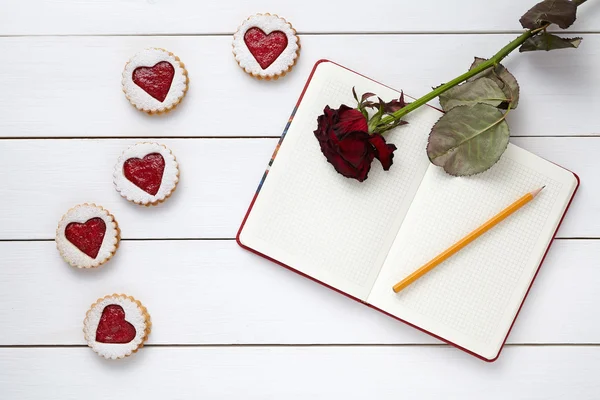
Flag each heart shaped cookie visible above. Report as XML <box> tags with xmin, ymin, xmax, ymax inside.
<box><xmin>123</xmin><ymin>153</ymin><xmax>166</xmax><ymax>196</ymax></box>
<box><xmin>56</xmin><ymin>204</ymin><xmax>120</xmax><ymax>268</ymax></box>
<box><xmin>65</xmin><ymin>217</ymin><xmax>106</xmax><ymax>259</ymax></box>
<box><xmin>132</xmin><ymin>61</ymin><xmax>175</xmax><ymax>102</ymax></box>
<box><xmin>122</xmin><ymin>48</ymin><xmax>188</xmax><ymax>114</ymax></box>
<box><xmin>95</xmin><ymin>304</ymin><xmax>137</xmax><ymax>344</ymax></box>
<box><xmin>233</xmin><ymin>14</ymin><xmax>300</xmax><ymax>80</ymax></box>
<box><xmin>114</xmin><ymin>142</ymin><xmax>179</xmax><ymax>206</ymax></box>
<box><xmin>84</xmin><ymin>294</ymin><xmax>151</xmax><ymax>360</ymax></box>
<box><xmin>244</xmin><ymin>28</ymin><xmax>288</xmax><ymax>69</ymax></box>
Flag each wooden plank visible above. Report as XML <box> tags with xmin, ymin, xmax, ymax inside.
<box><xmin>0</xmin><ymin>138</ymin><xmax>274</xmax><ymax>240</ymax></box>
<box><xmin>0</xmin><ymin>239</ymin><xmax>598</xmax><ymax>345</ymax></box>
<box><xmin>0</xmin><ymin>0</ymin><xmax>598</xmax><ymax>35</ymax></box>
<box><xmin>0</xmin><ymin>137</ymin><xmax>595</xmax><ymax>240</ymax></box>
<box><xmin>1</xmin><ymin>346</ymin><xmax>599</xmax><ymax>399</ymax></box>
<box><xmin>0</xmin><ymin>35</ymin><xmax>597</xmax><ymax>138</ymax></box>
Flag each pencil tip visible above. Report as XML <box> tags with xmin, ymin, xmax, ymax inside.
<box><xmin>532</xmin><ymin>186</ymin><xmax>545</xmax><ymax>197</ymax></box>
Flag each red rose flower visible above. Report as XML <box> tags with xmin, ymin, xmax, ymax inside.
<box><xmin>314</xmin><ymin>105</ymin><xmax>397</xmax><ymax>182</ymax></box>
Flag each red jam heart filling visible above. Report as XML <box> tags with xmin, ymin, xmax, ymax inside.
<box><xmin>95</xmin><ymin>304</ymin><xmax>136</xmax><ymax>344</ymax></box>
<box><xmin>123</xmin><ymin>153</ymin><xmax>165</xmax><ymax>195</ymax></box>
<box><xmin>244</xmin><ymin>27</ymin><xmax>288</xmax><ymax>69</ymax></box>
<box><xmin>65</xmin><ymin>217</ymin><xmax>106</xmax><ymax>259</ymax></box>
<box><xmin>132</xmin><ymin>61</ymin><xmax>175</xmax><ymax>102</ymax></box>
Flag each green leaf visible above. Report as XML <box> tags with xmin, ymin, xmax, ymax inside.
<box><xmin>519</xmin><ymin>0</ymin><xmax>577</xmax><ymax>30</ymax></box>
<box><xmin>439</xmin><ymin>78</ymin><xmax>506</xmax><ymax>112</ymax></box>
<box><xmin>367</xmin><ymin>98</ymin><xmax>385</xmax><ymax>133</ymax></box>
<box><xmin>427</xmin><ymin>103</ymin><xmax>510</xmax><ymax>176</ymax></box>
<box><xmin>376</xmin><ymin>118</ymin><xmax>408</xmax><ymax>134</ymax></box>
<box><xmin>467</xmin><ymin>57</ymin><xmax>520</xmax><ymax>109</ymax></box>
<box><xmin>519</xmin><ymin>33</ymin><xmax>582</xmax><ymax>52</ymax></box>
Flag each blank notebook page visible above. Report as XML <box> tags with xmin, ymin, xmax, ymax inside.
<box><xmin>368</xmin><ymin>144</ymin><xmax>578</xmax><ymax>360</ymax></box>
<box><xmin>239</xmin><ymin>61</ymin><xmax>443</xmax><ymax>300</ymax></box>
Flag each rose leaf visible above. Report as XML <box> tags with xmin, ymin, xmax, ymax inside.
<box><xmin>427</xmin><ymin>103</ymin><xmax>510</xmax><ymax>176</ymax></box>
<box><xmin>519</xmin><ymin>32</ymin><xmax>582</xmax><ymax>52</ymax></box>
<box><xmin>520</xmin><ymin>0</ymin><xmax>577</xmax><ymax>30</ymax></box>
<box><xmin>439</xmin><ymin>78</ymin><xmax>506</xmax><ymax>112</ymax></box>
<box><xmin>467</xmin><ymin>57</ymin><xmax>520</xmax><ymax>109</ymax></box>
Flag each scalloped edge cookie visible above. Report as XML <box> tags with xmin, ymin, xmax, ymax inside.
<box><xmin>83</xmin><ymin>294</ymin><xmax>151</xmax><ymax>360</ymax></box>
<box><xmin>114</xmin><ymin>142</ymin><xmax>179</xmax><ymax>206</ymax></box>
<box><xmin>232</xmin><ymin>13</ymin><xmax>300</xmax><ymax>80</ymax></box>
<box><xmin>122</xmin><ymin>48</ymin><xmax>189</xmax><ymax>114</ymax></box>
<box><xmin>56</xmin><ymin>204</ymin><xmax>120</xmax><ymax>269</ymax></box>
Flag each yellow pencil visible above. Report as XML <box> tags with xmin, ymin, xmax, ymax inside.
<box><xmin>392</xmin><ymin>186</ymin><xmax>545</xmax><ymax>293</ymax></box>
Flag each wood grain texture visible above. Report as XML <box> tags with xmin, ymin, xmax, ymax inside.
<box><xmin>0</xmin><ymin>137</ymin><xmax>595</xmax><ymax>240</ymax></box>
<box><xmin>1</xmin><ymin>0</ymin><xmax>598</xmax><ymax>35</ymax></box>
<box><xmin>1</xmin><ymin>347</ymin><xmax>599</xmax><ymax>399</ymax></box>
<box><xmin>0</xmin><ymin>35</ymin><xmax>598</xmax><ymax>138</ymax></box>
<box><xmin>1</xmin><ymin>240</ymin><xmax>598</xmax><ymax>345</ymax></box>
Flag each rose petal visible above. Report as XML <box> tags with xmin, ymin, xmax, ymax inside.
<box><xmin>329</xmin><ymin>151</ymin><xmax>374</xmax><ymax>182</ymax></box>
<box><xmin>335</xmin><ymin>105</ymin><xmax>369</xmax><ymax>134</ymax></box>
<box><xmin>354</xmin><ymin>155</ymin><xmax>373</xmax><ymax>182</ymax></box>
<box><xmin>314</xmin><ymin>107</ymin><xmax>332</xmax><ymax>139</ymax></box>
<box><xmin>338</xmin><ymin>131</ymin><xmax>372</xmax><ymax>168</ymax></box>
<box><xmin>369</xmin><ymin>134</ymin><xmax>397</xmax><ymax>170</ymax></box>
<box><xmin>331</xmin><ymin>155</ymin><xmax>363</xmax><ymax>180</ymax></box>
<box><xmin>313</xmin><ymin>105</ymin><xmax>376</xmax><ymax>182</ymax></box>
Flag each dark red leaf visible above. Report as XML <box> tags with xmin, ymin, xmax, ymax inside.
<box><xmin>384</xmin><ymin>91</ymin><xmax>409</xmax><ymax>113</ymax></box>
<box><xmin>361</xmin><ymin>92</ymin><xmax>376</xmax><ymax>102</ymax></box>
<box><xmin>519</xmin><ymin>33</ymin><xmax>582</xmax><ymax>52</ymax></box>
<box><xmin>520</xmin><ymin>0</ymin><xmax>577</xmax><ymax>29</ymax></box>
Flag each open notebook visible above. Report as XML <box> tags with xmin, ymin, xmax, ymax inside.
<box><xmin>237</xmin><ymin>60</ymin><xmax>579</xmax><ymax>361</ymax></box>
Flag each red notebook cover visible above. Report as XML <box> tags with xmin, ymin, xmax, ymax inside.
<box><xmin>237</xmin><ymin>59</ymin><xmax>580</xmax><ymax>362</ymax></box>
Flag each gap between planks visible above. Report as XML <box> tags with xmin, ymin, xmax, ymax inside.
<box><xmin>0</xmin><ymin>136</ymin><xmax>281</xmax><ymax>140</ymax></box>
<box><xmin>0</xmin><ymin>238</ymin><xmax>596</xmax><ymax>243</ymax></box>
<box><xmin>0</xmin><ymin>135</ymin><xmax>598</xmax><ymax>140</ymax></box>
<box><xmin>1</xmin><ymin>343</ymin><xmax>599</xmax><ymax>349</ymax></box>
<box><xmin>0</xmin><ymin>30</ymin><xmax>598</xmax><ymax>38</ymax></box>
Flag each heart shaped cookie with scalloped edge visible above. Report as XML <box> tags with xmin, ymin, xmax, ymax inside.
<box><xmin>56</xmin><ymin>204</ymin><xmax>119</xmax><ymax>269</ymax></box>
<box><xmin>233</xmin><ymin>14</ymin><xmax>300</xmax><ymax>80</ymax></box>
<box><xmin>122</xmin><ymin>48</ymin><xmax>188</xmax><ymax>114</ymax></box>
<box><xmin>84</xmin><ymin>294</ymin><xmax>151</xmax><ymax>360</ymax></box>
<box><xmin>114</xmin><ymin>143</ymin><xmax>179</xmax><ymax>206</ymax></box>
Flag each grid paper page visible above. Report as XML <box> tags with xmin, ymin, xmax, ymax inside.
<box><xmin>369</xmin><ymin>144</ymin><xmax>578</xmax><ymax>360</ymax></box>
<box><xmin>239</xmin><ymin>61</ymin><xmax>443</xmax><ymax>300</ymax></box>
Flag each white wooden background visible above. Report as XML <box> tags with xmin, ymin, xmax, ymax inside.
<box><xmin>1</xmin><ymin>1</ymin><xmax>599</xmax><ymax>398</ymax></box>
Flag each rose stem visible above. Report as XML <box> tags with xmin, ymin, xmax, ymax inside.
<box><xmin>377</xmin><ymin>0</ymin><xmax>586</xmax><ymax>129</ymax></box>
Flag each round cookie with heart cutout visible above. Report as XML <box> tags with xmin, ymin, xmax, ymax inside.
<box><xmin>84</xmin><ymin>294</ymin><xmax>151</xmax><ymax>360</ymax></box>
<box><xmin>114</xmin><ymin>142</ymin><xmax>179</xmax><ymax>206</ymax></box>
<box><xmin>56</xmin><ymin>204</ymin><xmax>120</xmax><ymax>268</ymax></box>
<box><xmin>233</xmin><ymin>13</ymin><xmax>300</xmax><ymax>80</ymax></box>
<box><xmin>122</xmin><ymin>48</ymin><xmax>189</xmax><ymax>114</ymax></box>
